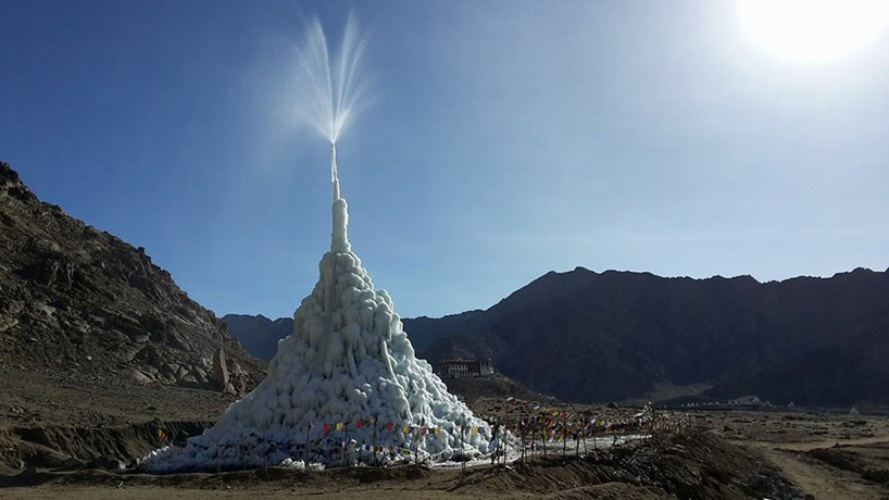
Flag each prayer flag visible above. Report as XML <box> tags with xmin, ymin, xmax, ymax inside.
<box><xmin>336</xmin><ymin>422</ymin><xmax>344</xmax><ymax>431</ymax></box>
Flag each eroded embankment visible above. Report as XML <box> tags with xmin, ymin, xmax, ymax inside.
<box><xmin>808</xmin><ymin>443</ymin><xmax>889</xmax><ymax>485</ymax></box>
<box><xmin>0</xmin><ymin>420</ymin><xmax>210</xmax><ymax>472</ymax></box>
<box><xmin>451</xmin><ymin>432</ymin><xmax>801</xmax><ymax>499</ymax></box>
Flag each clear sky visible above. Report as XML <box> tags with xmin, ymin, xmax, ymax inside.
<box><xmin>2</xmin><ymin>1</ymin><xmax>887</xmax><ymax>319</ymax></box>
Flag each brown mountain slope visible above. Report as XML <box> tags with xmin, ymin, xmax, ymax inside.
<box><xmin>0</xmin><ymin>162</ymin><xmax>264</xmax><ymax>393</ymax></box>
<box><xmin>411</xmin><ymin>267</ymin><xmax>889</xmax><ymax>407</ymax></box>
<box><xmin>225</xmin><ymin>266</ymin><xmax>889</xmax><ymax>407</ymax></box>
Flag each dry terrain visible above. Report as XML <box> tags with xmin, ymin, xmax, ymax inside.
<box><xmin>1</xmin><ymin>336</ymin><xmax>886</xmax><ymax>499</ymax></box>
<box><xmin>708</xmin><ymin>409</ymin><xmax>889</xmax><ymax>500</ymax></box>
<box><xmin>9</xmin><ymin>371</ymin><xmax>887</xmax><ymax>499</ymax></box>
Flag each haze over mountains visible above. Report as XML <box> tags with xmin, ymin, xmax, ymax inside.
<box><xmin>227</xmin><ymin>266</ymin><xmax>889</xmax><ymax>408</ymax></box>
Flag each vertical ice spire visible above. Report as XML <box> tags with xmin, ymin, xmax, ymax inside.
<box><xmin>331</xmin><ymin>142</ymin><xmax>340</xmax><ymax>200</ymax></box>
<box><xmin>331</xmin><ymin>142</ymin><xmax>350</xmax><ymax>253</ymax></box>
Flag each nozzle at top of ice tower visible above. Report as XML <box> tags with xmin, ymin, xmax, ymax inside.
<box><xmin>331</xmin><ymin>143</ymin><xmax>350</xmax><ymax>253</ymax></box>
<box><xmin>331</xmin><ymin>142</ymin><xmax>340</xmax><ymax>200</ymax></box>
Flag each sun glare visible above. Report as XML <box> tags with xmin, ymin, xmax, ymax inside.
<box><xmin>738</xmin><ymin>0</ymin><xmax>889</xmax><ymax>62</ymax></box>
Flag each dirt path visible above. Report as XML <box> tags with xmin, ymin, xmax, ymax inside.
<box><xmin>762</xmin><ymin>447</ymin><xmax>884</xmax><ymax>500</ymax></box>
<box><xmin>739</xmin><ymin>435</ymin><xmax>889</xmax><ymax>500</ymax></box>
<box><xmin>739</xmin><ymin>435</ymin><xmax>889</xmax><ymax>452</ymax></box>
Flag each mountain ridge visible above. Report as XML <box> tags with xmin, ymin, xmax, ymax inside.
<box><xmin>226</xmin><ymin>266</ymin><xmax>888</xmax><ymax>407</ymax></box>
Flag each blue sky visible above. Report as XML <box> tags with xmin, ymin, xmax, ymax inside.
<box><xmin>2</xmin><ymin>1</ymin><xmax>887</xmax><ymax>319</ymax></box>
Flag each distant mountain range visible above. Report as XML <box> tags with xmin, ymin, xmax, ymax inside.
<box><xmin>221</xmin><ymin>314</ymin><xmax>293</xmax><ymax>361</ymax></box>
<box><xmin>226</xmin><ymin>266</ymin><xmax>889</xmax><ymax>407</ymax></box>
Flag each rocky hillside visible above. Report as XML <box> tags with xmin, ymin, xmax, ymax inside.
<box><xmin>0</xmin><ymin>162</ymin><xmax>264</xmax><ymax>393</ymax></box>
<box><xmin>413</xmin><ymin>267</ymin><xmax>889</xmax><ymax>407</ymax></box>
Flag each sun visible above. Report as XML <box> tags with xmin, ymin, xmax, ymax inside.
<box><xmin>738</xmin><ymin>0</ymin><xmax>889</xmax><ymax>62</ymax></box>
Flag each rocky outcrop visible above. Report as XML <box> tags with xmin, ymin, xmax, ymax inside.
<box><xmin>0</xmin><ymin>162</ymin><xmax>264</xmax><ymax>392</ymax></box>
<box><xmin>212</xmin><ymin>347</ymin><xmax>231</xmax><ymax>393</ymax></box>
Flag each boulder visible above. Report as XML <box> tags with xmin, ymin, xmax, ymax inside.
<box><xmin>212</xmin><ymin>347</ymin><xmax>229</xmax><ymax>390</ymax></box>
<box><xmin>129</xmin><ymin>369</ymin><xmax>152</xmax><ymax>385</ymax></box>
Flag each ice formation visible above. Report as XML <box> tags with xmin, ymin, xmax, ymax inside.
<box><xmin>142</xmin><ymin>12</ymin><xmax>491</xmax><ymax>471</ymax></box>
<box><xmin>142</xmin><ymin>145</ymin><xmax>491</xmax><ymax>472</ymax></box>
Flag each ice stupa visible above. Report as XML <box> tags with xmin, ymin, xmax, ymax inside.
<box><xmin>143</xmin><ymin>145</ymin><xmax>491</xmax><ymax>471</ymax></box>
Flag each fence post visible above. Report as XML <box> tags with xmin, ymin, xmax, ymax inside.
<box><xmin>304</xmin><ymin>423</ymin><xmax>312</xmax><ymax>467</ymax></box>
<box><xmin>461</xmin><ymin>415</ymin><xmax>466</xmax><ymax>476</ymax></box>
<box><xmin>520</xmin><ymin>424</ymin><xmax>526</xmax><ymax>464</ymax></box>
<box><xmin>372</xmin><ymin>417</ymin><xmax>378</xmax><ymax>468</ymax></box>
<box><xmin>582</xmin><ymin>426</ymin><xmax>588</xmax><ymax>455</ymax></box>
<box><xmin>575</xmin><ymin>428</ymin><xmax>580</xmax><ymax>456</ymax></box>
<box><xmin>503</xmin><ymin>418</ymin><xmax>509</xmax><ymax>464</ymax></box>
<box><xmin>413</xmin><ymin>428</ymin><xmax>419</xmax><ymax>465</ymax></box>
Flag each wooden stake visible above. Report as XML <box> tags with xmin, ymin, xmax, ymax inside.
<box><xmin>540</xmin><ymin>429</ymin><xmax>549</xmax><ymax>458</ymax></box>
<box><xmin>575</xmin><ymin>429</ymin><xmax>580</xmax><ymax>456</ymax></box>
<box><xmin>304</xmin><ymin>423</ymin><xmax>312</xmax><ymax>467</ymax></box>
<box><xmin>372</xmin><ymin>417</ymin><xmax>378</xmax><ymax>468</ymax></box>
<box><xmin>413</xmin><ymin>429</ymin><xmax>418</xmax><ymax>465</ymax></box>
<box><xmin>461</xmin><ymin>415</ymin><xmax>466</xmax><ymax>476</ymax></box>
<box><xmin>503</xmin><ymin>418</ymin><xmax>509</xmax><ymax>464</ymax></box>
<box><xmin>582</xmin><ymin>426</ymin><xmax>588</xmax><ymax>455</ymax></box>
<box><xmin>520</xmin><ymin>424</ymin><xmax>526</xmax><ymax>464</ymax></box>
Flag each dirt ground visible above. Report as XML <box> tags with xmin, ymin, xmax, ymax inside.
<box><xmin>707</xmin><ymin>410</ymin><xmax>889</xmax><ymax>500</ymax></box>
<box><xmin>2</xmin><ymin>367</ymin><xmax>888</xmax><ymax>499</ymax></box>
<box><xmin>0</xmin><ymin>431</ymin><xmax>800</xmax><ymax>500</ymax></box>
<box><xmin>0</xmin><ymin>364</ymin><xmax>240</xmax><ymax>428</ymax></box>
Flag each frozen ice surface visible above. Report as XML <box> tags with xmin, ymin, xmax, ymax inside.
<box><xmin>143</xmin><ymin>197</ymin><xmax>490</xmax><ymax>472</ymax></box>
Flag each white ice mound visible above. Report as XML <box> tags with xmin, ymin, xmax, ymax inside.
<box><xmin>143</xmin><ymin>198</ymin><xmax>490</xmax><ymax>472</ymax></box>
